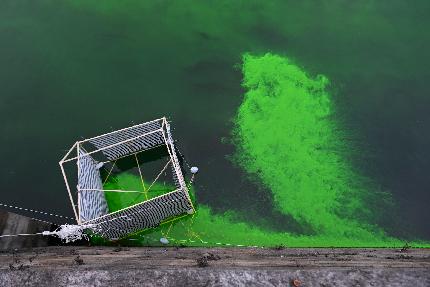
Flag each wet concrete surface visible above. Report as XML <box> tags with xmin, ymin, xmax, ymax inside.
<box><xmin>0</xmin><ymin>210</ymin><xmax>54</xmax><ymax>250</ymax></box>
<box><xmin>0</xmin><ymin>246</ymin><xmax>428</xmax><ymax>286</ymax></box>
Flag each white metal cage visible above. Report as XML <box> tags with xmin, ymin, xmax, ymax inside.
<box><xmin>59</xmin><ymin>117</ymin><xmax>194</xmax><ymax>240</ymax></box>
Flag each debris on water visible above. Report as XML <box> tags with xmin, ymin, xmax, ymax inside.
<box><xmin>191</xmin><ymin>166</ymin><xmax>199</xmax><ymax>174</ymax></box>
<box><xmin>160</xmin><ymin>237</ymin><xmax>169</xmax><ymax>245</ymax></box>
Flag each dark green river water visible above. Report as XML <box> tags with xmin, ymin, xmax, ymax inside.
<box><xmin>0</xmin><ymin>0</ymin><xmax>429</xmax><ymax>246</ymax></box>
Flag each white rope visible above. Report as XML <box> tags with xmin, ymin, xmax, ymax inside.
<box><xmin>103</xmin><ymin>160</ymin><xmax>117</xmax><ymax>184</ymax></box>
<box><xmin>167</xmin><ymin>237</ymin><xmax>263</xmax><ymax>248</ymax></box>
<box><xmin>135</xmin><ymin>154</ymin><xmax>147</xmax><ymax>200</ymax></box>
<box><xmin>26</xmin><ymin>216</ymin><xmax>55</xmax><ymax>226</ymax></box>
<box><xmin>0</xmin><ymin>223</ymin><xmax>103</xmax><ymax>243</ymax></box>
<box><xmin>0</xmin><ymin>233</ymin><xmax>44</xmax><ymax>238</ymax></box>
<box><xmin>145</xmin><ymin>159</ymin><xmax>172</xmax><ymax>193</ymax></box>
<box><xmin>0</xmin><ymin>224</ymin><xmax>93</xmax><ymax>243</ymax></box>
<box><xmin>175</xmin><ymin>145</ymin><xmax>192</xmax><ymax>169</ymax></box>
<box><xmin>0</xmin><ymin>228</ymin><xmax>263</xmax><ymax>249</ymax></box>
<box><xmin>0</xmin><ymin>202</ymin><xmax>74</xmax><ymax>221</ymax></box>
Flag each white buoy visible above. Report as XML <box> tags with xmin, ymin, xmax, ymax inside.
<box><xmin>160</xmin><ymin>237</ymin><xmax>169</xmax><ymax>245</ymax></box>
<box><xmin>190</xmin><ymin>166</ymin><xmax>199</xmax><ymax>174</ymax></box>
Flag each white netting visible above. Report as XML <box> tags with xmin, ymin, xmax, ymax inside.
<box><xmin>42</xmin><ymin>224</ymin><xmax>93</xmax><ymax>243</ymax></box>
<box><xmin>59</xmin><ymin>117</ymin><xmax>194</xmax><ymax>240</ymax></box>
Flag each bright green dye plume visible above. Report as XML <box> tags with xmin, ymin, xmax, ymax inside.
<box><xmin>98</xmin><ymin>53</ymin><xmax>428</xmax><ymax>248</ymax></box>
<box><xmin>232</xmin><ymin>53</ymin><xmax>387</xmax><ymax>239</ymax></box>
<box><xmin>103</xmin><ymin>173</ymin><xmax>175</xmax><ymax>212</ymax></box>
<box><xmin>99</xmin><ymin>172</ymin><xmax>406</xmax><ymax>247</ymax></box>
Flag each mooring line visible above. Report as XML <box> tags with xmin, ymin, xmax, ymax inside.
<box><xmin>0</xmin><ymin>202</ymin><xmax>74</xmax><ymax>221</ymax></box>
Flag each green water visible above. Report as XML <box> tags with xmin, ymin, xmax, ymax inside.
<box><xmin>104</xmin><ymin>173</ymin><xmax>174</xmax><ymax>212</ymax></box>
<box><xmin>234</xmin><ymin>53</ymin><xmax>388</xmax><ymax>238</ymax></box>
<box><xmin>97</xmin><ymin>53</ymin><xmax>428</xmax><ymax>247</ymax></box>
<box><xmin>1</xmin><ymin>1</ymin><xmax>429</xmax><ymax>246</ymax></box>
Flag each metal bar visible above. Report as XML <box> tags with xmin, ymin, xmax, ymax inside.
<box><xmin>77</xmin><ymin>143</ymin><xmax>81</xmax><ymax>224</ymax></box>
<box><xmin>62</xmin><ymin>129</ymin><xmax>163</xmax><ymax>163</ymax></box>
<box><xmin>145</xmin><ymin>159</ymin><xmax>171</xmax><ymax>193</ymax></box>
<box><xmin>99</xmin><ymin>143</ymin><xmax>164</xmax><ymax>164</ymax></box>
<box><xmin>82</xmin><ymin>188</ymin><xmax>181</xmax><ymax>224</ymax></box>
<box><xmin>78</xmin><ymin>117</ymin><xmax>165</xmax><ymax>143</ymax></box>
<box><xmin>59</xmin><ymin>162</ymin><xmax>79</xmax><ymax>223</ymax></box>
<box><xmin>59</xmin><ymin>142</ymin><xmax>78</xmax><ymax>163</ymax></box>
<box><xmin>161</xmin><ymin>118</ymin><xmax>195</xmax><ymax>213</ymax></box>
<box><xmin>162</xmin><ymin>121</ymin><xmax>186</xmax><ymax>188</ymax></box>
<box><xmin>135</xmin><ymin>153</ymin><xmax>148</xmax><ymax>200</ymax></box>
<box><xmin>79</xmin><ymin>189</ymin><xmax>146</xmax><ymax>193</ymax></box>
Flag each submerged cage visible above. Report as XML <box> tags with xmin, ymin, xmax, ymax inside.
<box><xmin>59</xmin><ymin>117</ymin><xmax>194</xmax><ymax>240</ymax></box>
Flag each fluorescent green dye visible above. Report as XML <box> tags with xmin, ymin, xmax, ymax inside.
<box><xmin>233</xmin><ymin>53</ymin><xmax>385</xmax><ymax>239</ymax></box>
<box><xmin>99</xmin><ymin>194</ymin><xmax>428</xmax><ymax>248</ymax></box>
<box><xmin>103</xmin><ymin>173</ymin><xmax>174</xmax><ymax>212</ymax></box>
<box><xmin>97</xmin><ymin>53</ymin><xmax>428</xmax><ymax>248</ymax></box>
<box><xmin>228</xmin><ymin>53</ymin><xmax>426</xmax><ymax>247</ymax></box>
<box><xmin>98</xmin><ymin>171</ymin><xmax>428</xmax><ymax>247</ymax></box>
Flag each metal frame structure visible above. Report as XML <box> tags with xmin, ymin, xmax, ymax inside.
<box><xmin>59</xmin><ymin>117</ymin><xmax>194</xmax><ymax>238</ymax></box>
